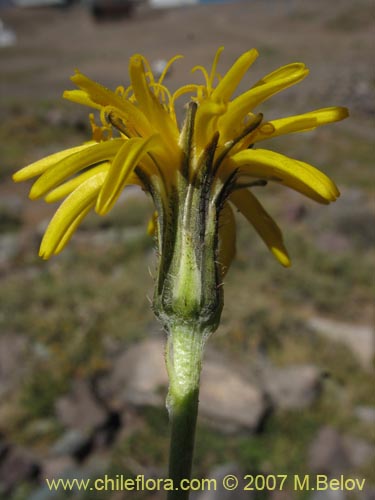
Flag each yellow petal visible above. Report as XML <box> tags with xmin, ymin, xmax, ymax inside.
<box><xmin>211</xmin><ymin>48</ymin><xmax>259</xmax><ymax>102</ymax></box>
<box><xmin>70</xmin><ymin>71</ymin><xmax>151</xmax><ymax>136</ymax></box>
<box><xmin>220</xmin><ymin>63</ymin><xmax>309</xmax><ymax>140</ymax></box>
<box><xmin>44</xmin><ymin>163</ymin><xmax>142</xmax><ymax>203</ymax></box>
<box><xmin>129</xmin><ymin>55</ymin><xmax>179</xmax><ymax>145</ymax></box>
<box><xmin>230</xmin><ymin>149</ymin><xmax>339</xmax><ymax>203</ymax></box>
<box><xmin>39</xmin><ymin>172</ymin><xmax>106</xmax><ymax>259</ymax></box>
<box><xmin>194</xmin><ymin>100</ymin><xmax>227</xmax><ymax>151</ymax></box>
<box><xmin>96</xmin><ymin>134</ymin><xmax>160</xmax><ymax>215</ymax></box>
<box><xmin>230</xmin><ymin>189</ymin><xmax>291</xmax><ymax>267</ymax></box>
<box><xmin>13</xmin><ymin>143</ymin><xmax>96</xmax><ymax>182</ymax></box>
<box><xmin>44</xmin><ymin>163</ymin><xmax>110</xmax><ymax>203</ymax></box>
<box><xmin>218</xmin><ymin>202</ymin><xmax>236</xmax><ymax>276</ymax></box>
<box><xmin>63</xmin><ymin>90</ymin><xmax>102</xmax><ymax>110</ymax></box>
<box><xmin>251</xmin><ymin>62</ymin><xmax>308</xmax><ymax>88</ymax></box>
<box><xmin>253</xmin><ymin>107</ymin><xmax>349</xmax><ymax>142</ymax></box>
<box><xmin>51</xmin><ymin>204</ymin><xmax>93</xmax><ymax>258</ymax></box>
<box><xmin>29</xmin><ymin>139</ymin><xmax>123</xmax><ymax>200</ymax></box>
<box><xmin>71</xmin><ymin>71</ymin><xmax>127</xmax><ymax>109</ymax></box>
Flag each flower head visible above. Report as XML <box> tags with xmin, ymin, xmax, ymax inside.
<box><xmin>13</xmin><ymin>48</ymin><xmax>348</xmax><ymax>269</ymax></box>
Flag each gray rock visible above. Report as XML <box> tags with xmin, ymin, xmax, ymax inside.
<box><xmin>308</xmin><ymin>426</ymin><xmax>374</xmax><ymax>474</ymax></box>
<box><xmin>100</xmin><ymin>338</ymin><xmax>267</xmax><ymax>432</ymax></box>
<box><xmin>98</xmin><ymin>337</ymin><xmax>168</xmax><ymax>409</ymax></box>
<box><xmin>354</xmin><ymin>406</ymin><xmax>375</xmax><ymax>425</ymax></box>
<box><xmin>41</xmin><ymin>456</ymin><xmax>76</xmax><ymax>479</ymax></box>
<box><xmin>308</xmin><ymin>317</ymin><xmax>374</xmax><ymax>370</ymax></box>
<box><xmin>0</xmin><ymin>446</ymin><xmax>40</xmax><ymax>493</ymax></box>
<box><xmin>29</xmin><ymin>453</ymin><xmax>110</xmax><ymax>500</ymax></box>
<box><xmin>74</xmin><ymin>452</ymin><xmax>110</xmax><ymax>479</ymax></box>
<box><xmin>308</xmin><ymin>427</ymin><xmax>352</xmax><ymax>474</ymax></box>
<box><xmin>199</xmin><ymin>363</ymin><xmax>267</xmax><ymax>432</ymax></box>
<box><xmin>50</xmin><ymin>429</ymin><xmax>90</xmax><ymax>457</ymax></box>
<box><xmin>193</xmin><ymin>464</ymin><xmax>254</xmax><ymax>500</ymax></box>
<box><xmin>342</xmin><ymin>435</ymin><xmax>374</xmax><ymax>469</ymax></box>
<box><xmin>261</xmin><ymin>364</ymin><xmax>322</xmax><ymax>410</ymax></box>
<box><xmin>55</xmin><ymin>379</ymin><xmax>107</xmax><ymax>432</ymax></box>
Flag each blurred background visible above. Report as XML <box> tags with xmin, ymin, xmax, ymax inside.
<box><xmin>0</xmin><ymin>0</ymin><xmax>374</xmax><ymax>498</ymax></box>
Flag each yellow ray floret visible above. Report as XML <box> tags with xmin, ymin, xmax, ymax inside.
<box><xmin>253</xmin><ymin>107</ymin><xmax>349</xmax><ymax>142</ymax></box>
<box><xmin>65</xmin><ymin>71</ymin><xmax>152</xmax><ymax>137</ymax></box>
<box><xmin>40</xmin><ymin>172</ymin><xmax>106</xmax><ymax>259</ymax></box>
<box><xmin>29</xmin><ymin>139</ymin><xmax>123</xmax><ymax>200</ymax></box>
<box><xmin>230</xmin><ymin>189</ymin><xmax>291</xmax><ymax>267</ymax></box>
<box><xmin>229</xmin><ymin>149</ymin><xmax>340</xmax><ymax>204</ymax></box>
<box><xmin>219</xmin><ymin>63</ymin><xmax>309</xmax><ymax>140</ymax></box>
<box><xmin>12</xmin><ymin>47</ymin><xmax>348</xmax><ymax>266</ymax></box>
<box><xmin>211</xmin><ymin>48</ymin><xmax>259</xmax><ymax>102</ymax></box>
<box><xmin>13</xmin><ymin>142</ymin><xmax>96</xmax><ymax>182</ymax></box>
<box><xmin>96</xmin><ymin>134</ymin><xmax>161</xmax><ymax>215</ymax></box>
<box><xmin>44</xmin><ymin>163</ymin><xmax>111</xmax><ymax>203</ymax></box>
<box><xmin>129</xmin><ymin>55</ymin><xmax>179</xmax><ymax>150</ymax></box>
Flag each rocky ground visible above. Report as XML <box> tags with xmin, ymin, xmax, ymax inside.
<box><xmin>0</xmin><ymin>0</ymin><xmax>374</xmax><ymax>499</ymax></box>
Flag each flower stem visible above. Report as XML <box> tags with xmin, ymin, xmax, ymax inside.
<box><xmin>166</xmin><ymin>323</ymin><xmax>205</xmax><ymax>500</ymax></box>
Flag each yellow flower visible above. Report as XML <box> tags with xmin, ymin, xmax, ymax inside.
<box><xmin>13</xmin><ymin>48</ymin><xmax>348</xmax><ymax>266</ymax></box>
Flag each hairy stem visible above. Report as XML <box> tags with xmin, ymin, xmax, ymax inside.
<box><xmin>166</xmin><ymin>324</ymin><xmax>205</xmax><ymax>500</ymax></box>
